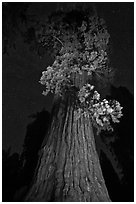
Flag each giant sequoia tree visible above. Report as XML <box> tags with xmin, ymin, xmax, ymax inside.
<box><xmin>25</xmin><ymin>5</ymin><xmax>123</xmax><ymax>202</ymax></box>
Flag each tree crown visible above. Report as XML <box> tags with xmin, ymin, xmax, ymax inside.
<box><xmin>39</xmin><ymin>6</ymin><xmax>123</xmax><ymax>133</ymax></box>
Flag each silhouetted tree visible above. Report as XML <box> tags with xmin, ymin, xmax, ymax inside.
<box><xmin>104</xmin><ymin>86</ymin><xmax>134</xmax><ymax>201</ymax></box>
<box><xmin>12</xmin><ymin>109</ymin><xmax>50</xmax><ymax>201</ymax></box>
<box><xmin>20</xmin><ymin>109</ymin><xmax>50</xmax><ymax>186</ymax></box>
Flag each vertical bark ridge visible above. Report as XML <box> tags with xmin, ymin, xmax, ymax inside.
<box><xmin>88</xmin><ymin>117</ymin><xmax>110</xmax><ymax>201</ymax></box>
<box><xmin>55</xmin><ymin>101</ymin><xmax>71</xmax><ymax>200</ymax></box>
<box><xmin>65</xmin><ymin>106</ymin><xmax>75</xmax><ymax>200</ymax></box>
<box><xmin>77</xmin><ymin>115</ymin><xmax>91</xmax><ymax>201</ymax></box>
<box><xmin>63</xmin><ymin>104</ymin><xmax>74</xmax><ymax>198</ymax></box>
<box><xmin>80</xmin><ymin>115</ymin><xmax>96</xmax><ymax>201</ymax></box>
<box><xmin>73</xmin><ymin>114</ymin><xmax>82</xmax><ymax>200</ymax></box>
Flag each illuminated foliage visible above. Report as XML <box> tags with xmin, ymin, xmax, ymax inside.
<box><xmin>39</xmin><ymin>7</ymin><xmax>123</xmax><ymax>133</ymax></box>
<box><xmin>76</xmin><ymin>84</ymin><xmax>123</xmax><ymax>133</ymax></box>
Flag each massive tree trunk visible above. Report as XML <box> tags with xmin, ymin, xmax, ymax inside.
<box><xmin>25</xmin><ymin>94</ymin><xmax>111</xmax><ymax>202</ymax></box>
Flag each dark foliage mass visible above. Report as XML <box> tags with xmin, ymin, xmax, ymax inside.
<box><xmin>2</xmin><ymin>86</ymin><xmax>133</xmax><ymax>201</ymax></box>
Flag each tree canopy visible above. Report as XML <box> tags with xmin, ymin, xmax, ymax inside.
<box><xmin>39</xmin><ymin>5</ymin><xmax>123</xmax><ymax>134</ymax></box>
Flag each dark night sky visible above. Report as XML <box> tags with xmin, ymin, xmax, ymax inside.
<box><xmin>3</xmin><ymin>3</ymin><xmax>134</xmax><ymax>154</ymax></box>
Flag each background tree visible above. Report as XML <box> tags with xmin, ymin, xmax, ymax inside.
<box><xmin>12</xmin><ymin>109</ymin><xmax>50</xmax><ymax>201</ymax></box>
<box><xmin>24</xmin><ymin>4</ymin><xmax>122</xmax><ymax>202</ymax></box>
<box><xmin>103</xmin><ymin>86</ymin><xmax>134</xmax><ymax>201</ymax></box>
<box><xmin>20</xmin><ymin>109</ymin><xmax>50</xmax><ymax>185</ymax></box>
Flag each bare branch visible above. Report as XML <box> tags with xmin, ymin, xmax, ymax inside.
<box><xmin>53</xmin><ymin>36</ymin><xmax>64</xmax><ymax>46</ymax></box>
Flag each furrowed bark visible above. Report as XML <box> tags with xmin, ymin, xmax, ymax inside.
<box><xmin>25</xmin><ymin>95</ymin><xmax>111</xmax><ymax>202</ymax></box>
